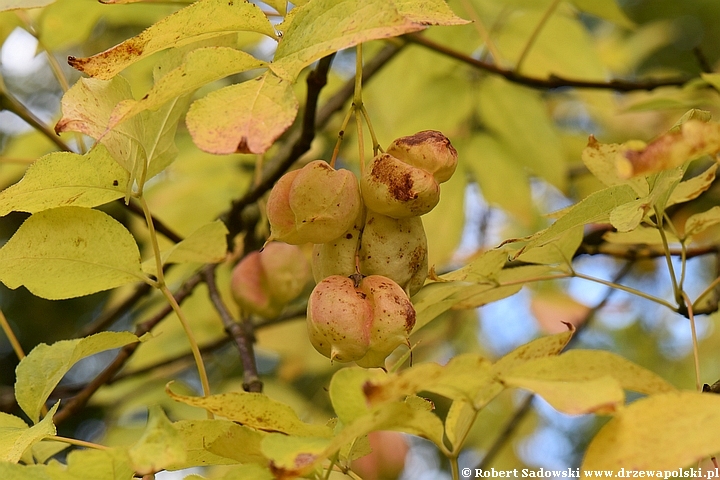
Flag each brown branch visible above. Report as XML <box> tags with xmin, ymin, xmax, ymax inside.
<box><xmin>0</xmin><ymin>90</ymin><xmax>71</xmax><ymax>152</ymax></box>
<box><xmin>224</xmin><ymin>42</ymin><xmax>405</xmax><ymax>242</ymax></box>
<box><xmin>405</xmin><ymin>33</ymin><xmax>695</xmax><ymax>92</ymax></box>
<box><xmin>203</xmin><ymin>264</ymin><xmax>262</xmax><ymax>393</ymax></box>
<box><xmin>54</xmin><ymin>272</ymin><xmax>204</xmax><ymax>425</ymax></box>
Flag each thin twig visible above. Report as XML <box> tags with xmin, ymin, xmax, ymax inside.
<box><xmin>54</xmin><ymin>272</ymin><xmax>204</xmax><ymax>425</ymax></box>
<box><xmin>474</xmin><ymin>262</ymin><xmax>633</xmax><ymax>470</ymax></box>
<box><xmin>405</xmin><ymin>33</ymin><xmax>694</xmax><ymax>92</ymax></box>
<box><xmin>0</xmin><ymin>90</ymin><xmax>71</xmax><ymax>151</ymax></box>
<box><xmin>203</xmin><ymin>264</ymin><xmax>262</xmax><ymax>392</ymax></box>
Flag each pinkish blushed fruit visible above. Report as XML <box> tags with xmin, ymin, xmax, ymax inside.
<box><xmin>266</xmin><ymin>160</ymin><xmax>362</xmax><ymax>244</ymax></box>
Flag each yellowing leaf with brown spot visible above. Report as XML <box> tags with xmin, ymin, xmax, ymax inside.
<box><xmin>107</xmin><ymin>47</ymin><xmax>267</xmax><ymax>130</ymax></box>
<box><xmin>0</xmin><ymin>207</ymin><xmax>146</xmax><ymax>300</ymax></box>
<box><xmin>0</xmin><ymin>145</ymin><xmax>129</xmax><ymax>216</ymax></box>
<box><xmin>531</xmin><ymin>290</ymin><xmax>590</xmax><ymax>334</ymax></box>
<box><xmin>271</xmin><ymin>0</ymin><xmax>468</xmax><ymax>80</ymax></box>
<box><xmin>621</xmin><ymin>120</ymin><xmax>720</xmax><ymax>177</ymax></box>
<box><xmin>503</xmin><ymin>376</ymin><xmax>624</xmax><ymax>415</ymax></box>
<box><xmin>68</xmin><ymin>0</ymin><xmax>276</xmax><ymax>79</ymax></box>
<box><xmin>166</xmin><ymin>387</ymin><xmax>332</xmax><ymax>438</ymax></box>
<box><xmin>186</xmin><ymin>71</ymin><xmax>298</xmax><ymax>154</ymax></box>
<box><xmin>582</xmin><ymin>391</ymin><xmax>720</xmax><ymax>474</ymax></box>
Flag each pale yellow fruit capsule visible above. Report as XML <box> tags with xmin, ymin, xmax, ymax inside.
<box><xmin>267</xmin><ymin>160</ymin><xmax>362</xmax><ymax>244</ymax></box>
<box><xmin>306</xmin><ymin>274</ymin><xmax>415</xmax><ymax>368</ymax></box>
<box><xmin>231</xmin><ymin>242</ymin><xmax>311</xmax><ymax>318</ymax></box>
<box><xmin>360</xmin><ymin>153</ymin><xmax>440</xmax><ymax>218</ymax></box>
<box><xmin>358</xmin><ymin>210</ymin><xmax>427</xmax><ymax>295</ymax></box>
<box><xmin>386</xmin><ymin>130</ymin><xmax>458</xmax><ymax>183</ymax></box>
<box><xmin>311</xmin><ymin>206</ymin><xmax>365</xmax><ymax>283</ymax></box>
<box><xmin>306</xmin><ymin>275</ymin><xmax>372</xmax><ymax>362</ymax></box>
<box><xmin>355</xmin><ymin>275</ymin><xmax>416</xmax><ymax>368</ymax></box>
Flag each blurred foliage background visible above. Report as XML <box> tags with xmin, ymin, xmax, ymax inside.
<box><xmin>2</xmin><ymin>0</ymin><xmax>720</xmax><ymax>478</ymax></box>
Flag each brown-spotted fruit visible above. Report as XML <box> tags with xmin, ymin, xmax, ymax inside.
<box><xmin>386</xmin><ymin>130</ymin><xmax>458</xmax><ymax>183</ymax></box>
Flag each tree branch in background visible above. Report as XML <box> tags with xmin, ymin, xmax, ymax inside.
<box><xmin>203</xmin><ymin>264</ymin><xmax>262</xmax><ymax>392</ymax></box>
<box><xmin>0</xmin><ymin>89</ymin><xmax>71</xmax><ymax>151</ymax></box>
<box><xmin>406</xmin><ymin>33</ymin><xmax>695</xmax><ymax>92</ymax></box>
<box><xmin>54</xmin><ymin>273</ymin><xmax>204</xmax><ymax>425</ymax></box>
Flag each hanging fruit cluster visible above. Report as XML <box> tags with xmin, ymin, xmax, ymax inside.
<box><xmin>235</xmin><ymin>130</ymin><xmax>458</xmax><ymax>368</ymax></box>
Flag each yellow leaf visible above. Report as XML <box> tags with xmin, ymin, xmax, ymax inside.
<box><xmin>0</xmin><ymin>207</ymin><xmax>146</xmax><ymax>300</ymax></box>
<box><xmin>503</xmin><ymin>376</ymin><xmax>624</xmax><ymax>415</ymax></box>
<box><xmin>15</xmin><ymin>332</ymin><xmax>142</xmax><ymax>423</ymax></box>
<box><xmin>128</xmin><ymin>406</ymin><xmax>186</xmax><ymax>475</ymax></box>
<box><xmin>166</xmin><ymin>387</ymin><xmax>332</xmax><ymax>438</ymax></box>
<box><xmin>186</xmin><ymin>71</ymin><xmax>298</xmax><ymax>154</ymax></box>
<box><xmin>68</xmin><ymin>0</ymin><xmax>276</xmax><ymax>79</ymax></box>
<box><xmin>583</xmin><ymin>391</ymin><xmax>720</xmax><ymax>474</ymax></box>
<box><xmin>0</xmin><ymin>0</ymin><xmax>54</xmax><ymax>11</ymax></box>
<box><xmin>0</xmin><ymin>145</ymin><xmax>129</xmax><ymax>216</ymax></box>
<box><xmin>107</xmin><ymin>47</ymin><xmax>267</xmax><ymax>130</ymax></box>
<box><xmin>621</xmin><ymin>120</ymin><xmax>720</xmax><ymax>177</ymax></box>
<box><xmin>271</xmin><ymin>0</ymin><xmax>468</xmax><ymax>80</ymax></box>
<box><xmin>684</xmin><ymin>206</ymin><xmax>720</xmax><ymax>239</ymax></box>
<box><xmin>172</xmin><ymin>419</ymin><xmax>266</xmax><ymax>467</ymax></box>
<box><xmin>0</xmin><ymin>403</ymin><xmax>58</xmax><ymax>463</ymax></box>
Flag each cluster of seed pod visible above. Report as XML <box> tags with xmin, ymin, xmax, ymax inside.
<box><xmin>241</xmin><ymin>130</ymin><xmax>457</xmax><ymax>368</ymax></box>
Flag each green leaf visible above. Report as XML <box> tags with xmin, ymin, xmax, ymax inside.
<box><xmin>186</xmin><ymin>70</ymin><xmax>298</xmax><ymax>154</ymax></box>
<box><xmin>271</xmin><ymin>0</ymin><xmax>468</xmax><ymax>80</ymax></box>
<box><xmin>15</xmin><ymin>332</ymin><xmax>141</xmax><ymax>423</ymax></box>
<box><xmin>0</xmin><ymin>0</ymin><xmax>55</xmax><ymax>11</ymax></box>
<box><xmin>143</xmin><ymin>220</ymin><xmax>229</xmax><ymax>276</ymax></box>
<box><xmin>172</xmin><ymin>419</ymin><xmax>267</xmax><ymax>467</ymax></box>
<box><xmin>582</xmin><ymin>136</ymin><xmax>649</xmax><ymax>195</ymax></box>
<box><xmin>517</xmin><ymin>184</ymin><xmax>638</xmax><ymax>255</ymax></box>
<box><xmin>513</xmin><ymin>226</ymin><xmax>583</xmax><ymax>266</ymax></box>
<box><xmin>107</xmin><ymin>47</ymin><xmax>267</xmax><ymax>130</ymax></box>
<box><xmin>166</xmin><ymin>387</ymin><xmax>332</xmax><ymax>437</ymax></box>
<box><xmin>0</xmin><ymin>145</ymin><xmax>129</xmax><ymax>216</ymax></box>
<box><xmin>465</xmin><ymin>134</ymin><xmax>534</xmax><ymax>225</ymax></box>
<box><xmin>582</xmin><ymin>391</ymin><xmax>720</xmax><ymax>473</ymax></box>
<box><xmin>46</xmin><ymin>448</ymin><xmax>135</xmax><ymax>480</ymax></box>
<box><xmin>0</xmin><ymin>403</ymin><xmax>58</xmax><ymax>463</ymax></box>
<box><xmin>411</xmin><ymin>281</ymin><xmax>468</xmax><ymax>331</ymax></box>
<box><xmin>477</xmin><ymin>77</ymin><xmax>566</xmax><ymax>190</ymax></box>
<box><xmin>260</xmin><ymin>434</ymin><xmax>330</xmax><ymax>471</ymax></box>
<box><xmin>128</xmin><ymin>406</ymin><xmax>186</xmax><ymax>475</ymax></box>
<box><xmin>329</xmin><ymin>367</ymin><xmax>387</xmax><ymax>424</ymax></box>
<box><xmin>362</xmin><ymin>354</ymin><xmax>493</xmax><ymax>406</ymax></box>
<box><xmin>0</xmin><ymin>207</ymin><xmax>146</xmax><ymax>300</ymax></box>
<box><xmin>570</xmin><ymin>0</ymin><xmax>635</xmax><ymax>28</ymax></box>
<box><xmin>444</xmin><ymin>399</ymin><xmax>476</xmax><ymax>450</ymax></box>
<box><xmin>67</xmin><ymin>0</ymin><xmax>276</xmax><ymax>79</ymax></box>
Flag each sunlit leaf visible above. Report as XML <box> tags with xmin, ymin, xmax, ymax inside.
<box><xmin>507</xmin><ymin>376</ymin><xmax>625</xmax><ymax>414</ymax></box>
<box><xmin>167</xmin><ymin>387</ymin><xmax>332</xmax><ymax>437</ymax></box>
<box><xmin>46</xmin><ymin>448</ymin><xmax>135</xmax><ymax>480</ymax></box>
<box><xmin>186</xmin><ymin>70</ymin><xmax>298</xmax><ymax>154</ymax></box>
<box><xmin>15</xmin><ymin>332</ymin><xmax>141</xmax><ymax>423</ymax></box>
<box><xmin>0</xmin><ymin>146</ymin><xmax>129</xmax><ymax>216</ymax></box>
<box><xmin>493</xmin><ymin>327</ymin><xmax>574</xmax><ymax>376</ymax></box>
<box><xmin>517</xmin><ymin>184</ymin><xmax>638</xmax><ymax>255</ymax></box>
<box><xmin>514</xmin><ymin>226</ymin><xmax>583</xmax><ymax>266</ymax></box>
<box><xmin>128</xmin><ymin>406</ymin><xmax>186</xmax><ymax>475</ymax></box>
<box><xmin>582</xmin><ymin>136</ymin><xmax>648</xmax><ymax>195</ymax></box>
<box><xmin>667</xmin><ymin>163</ymin><xmax>717</xmax><ymax>207</ymax></box>
<box><xmin>609</xmin><ymin>198</ymin><xmax>648</xmax><ymax>232</ymax></box>
<box><xmin>602</xmin><ymin>226</ymin><xmax>677</xmax><ymax>245</ymax></box>
<box><xmin>143</xmin><ymin>220</ymin><xmax>229</xmax><ymax>276</ymax></box>
<box><xmin>68</xmin><ymin>0</ymin><xmax>276</xmax><ymax>79</ymax></box>
<box><xmin>684</xmin><ymin>206</ymin><xmax>720</xmax><ymax>239</ymax></box>
<box><xmin>0</xmin><ymin>207</ymin><xmax>146</xmax><ymax>300</ymax></box>
<box><xmin>582</xmin><ymin>391</ymin><xmax>720</xmax><ymax>474</ymax></box>
<box><xmin>620</xmin><ymin>120</ymin><xmax>720</xmax><ymax>177</ymax></box>
<box><xmin>502</xmin><ymin>350</ymin><xmax>676</xmax><ymax>395</ymax></box>
<box><xmin>362</xmin><ymin>354</ymin><xmax>493</xmax><ymax>406</ymax></box>
<box><xmin>271</xmin><ymin>0</ymin><xmax>468</xmax><ymax>80</ymax></box>
<box><xmin>411</xmin><ymin>281</ymin><xmax>468</xmax><ymax>331</ymax></box>
<box><xmin>329</xmin><ymin>367</ymin><xmax>387</xmax><ymax>424</ymax></box>
<box><xmin>444</xmin><ymin>399</ymin><xmax>476</xmax><ymax>449</ymax></box>
<box><xmin>172</xmin><ymin>419</ymin><xmax>267</xmax><ymax>467</ymax></box>
<box><xmin>107</xmin><ymin>47</ymin><xmax>267</xmax><ymax>130</ymax></box>
<box><xmin>260</xmin><ymin>434</ymin><xmax>330</xmax><ymax>472</ymax></box>
<box><xmin>570</xmin><ymin>0</ymin><xmax>634</xmax><ymax>28</ymax></box>
<box><xmin>0</xmin><ymin>403</ymin><xmax>58</xmax><ymax>463</ymax></box>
